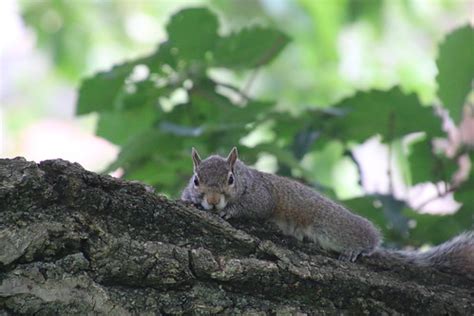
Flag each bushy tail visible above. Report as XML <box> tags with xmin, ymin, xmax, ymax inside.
<box><xmin>376</xmin><ymin>231</ymin><xmax>474</xmax><ymax>279</ymax></box>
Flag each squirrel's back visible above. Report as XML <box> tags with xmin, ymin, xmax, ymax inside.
<box><xmin>254</xmin><ymin>169</ymin><xmax>381</xmax><ymax>260</ymax></box>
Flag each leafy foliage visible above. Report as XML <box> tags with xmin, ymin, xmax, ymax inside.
<box><xmin>436</xmin><ymin>25</ymin><xmax>474</xmax><ymax>123</ymax></box>
<box><xmin>214</xmin><ymin>27</ymin><xmax>290</xmax><ymax>69</ymax></box>
<box><xmin>330</xmin><ymin>88</ymin><xmax>443</xmax><ymax>142</ymax></box>
<box><xmin>76</xmin><ymin>7</ymin><xmax>289</xmax><ymax>194</ymax></box>
<box><xmin>76</xmin><ymin>8</ymin><xmax>473</xmax><ymax>246</ymax></box>
<box><xmin>166</xmin><ymin>8</ymin><xmax>219</xmax><ymax>61</ymax></box>
<box><xmin>77</xmin><ymin>63</ymin><xmax>134</xmax><ymax>115</ymax></box>
<box><xmin>454</xmin><ymin>158</ymin><xmax>474</xmax><ymax>217</ymax></box>
<box><xmin>406</xmin><ymin>136</ymin><xmax>458</xmax><ymax>185</ymax></box>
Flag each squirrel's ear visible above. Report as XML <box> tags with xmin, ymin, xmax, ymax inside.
<box><xmin>226</xmin><ymin>147</ymin><xmax>238</xmax><ymax>169</ymax></box>
<box><xmin>191</xmin><ymin>147</ymin><xmax>202</xmax><ymax>169</ymax></box>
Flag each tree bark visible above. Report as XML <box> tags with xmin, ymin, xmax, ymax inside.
<box><xmin>0</xmin><ymin>157</ymin><xmax>472</xmax><ymax>315</ymax></box>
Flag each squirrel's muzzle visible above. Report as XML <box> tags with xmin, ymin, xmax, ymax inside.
<box><xmin>202</xmin><ymin>193</ymin><xmax>226</xmax><ymax>210</ymax></box>
<box><xmin>206</xmin><ymin>193</ymin><xmax>221</xmax><ymax>205</ymax></box>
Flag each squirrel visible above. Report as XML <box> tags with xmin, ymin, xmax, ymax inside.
<box><xmin>181</xmin><ymin>147</ymin><xmax>474</xmax><ymax>277</ymax></box>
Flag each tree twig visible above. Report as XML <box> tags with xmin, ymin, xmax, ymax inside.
<box><xmin>239</xmin><ymin>69</ymin><xmax>260</xmax><ymax>105</ymax></box>
<box><xmin>413</xmin><ymin>184</ymin><xmax>457</xmax><ymax>212</ymax></box>
<box><xmin>216</xmin><ymin>81</ymin><xmax>251</xmax><ymax>104</ymax></box>
<box><xmin>387</xmin><ymin>112</ymin><xmax>395</xmax><ymax>195</ymax></box>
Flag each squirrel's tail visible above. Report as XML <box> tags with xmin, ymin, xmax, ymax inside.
<box><xmin>376</xmin><ymin>231</ymin><xmax>474</xmax><ymax>279</ymax></box>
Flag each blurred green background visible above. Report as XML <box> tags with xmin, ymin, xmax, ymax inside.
<box><xmin>1</xmin><ymin>0</ymin><xmax>473</xmax><ymax>247</ymax></box>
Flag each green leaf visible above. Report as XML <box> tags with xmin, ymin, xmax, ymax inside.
<box><xmin>249</xmin><ymin>143</ymin><xmax>306</xmax><ymax>174</ymax></box>
<box><xmin>141</xmin><ymin>42</ymin><xmax>177</xmax><ymax>72</ymax></box>
<box><xmin>166</xmin><ymin>8</ymin><xmax>219</xmax><ymax>61</ymax></box>
<box><xmin>96</xmin><ymin>105</ymin><xmax>158</xmax><ymax>145</ymax></box>
<box><xmin>402</xmin><ymin>207</ymin><xmax>473</xmax><ymax>245</ymax></box>
<box><xmin>377</xmin><ymin>195</ymin><xmax>410</xmax><ymax>237</ymax></box>
<box><xmin>331</xmin><ymin>87</ymin><xmax>443</xmax><ymax>143</ymax></box>
<box><xmin>76</xmin><ymin>62</ymin><xmax>133</xmax><ymax>115</ymax></box>
<box><xmin>124</xmin><ymin>159</ymin><xmax>163</xmax><ymax>186</ymax></box>
<box><xmin>454</xmin><ymin>154</ymin><xmax>474</xmax><ymax>218</ymax></box>
<box><xmin>301</xmin><ymin>141</ymin><xmax>344</xmax><ymax>188</ymax></box>
<box><xmin>343</xmin><ymin>195</ymin><xmax>470</xmax><ymax>246</ymax></box>
<box><xmin>103</xmin><ymin>129</ymin><xmax>186</xmax><ymax>174</ymax></box>
<box><xmin>121</xmin><ymin>80</ymin><xmax>164</xmax><ymax>110</ymax></box>
<box><xmin>214</xmin><ymin>26</ymin><xmax>290</xmax><ymax>69</ymax></box>
<box><xmin>344</xmin><ymin>195</ymin><xmax>410</xmax><ymax>241</ymax></box>
<box><xmin>392</xmin><ymin>138</ymin><xmax>411</xmax><ymax>186</ymax></box>
<box><xmin>103</xmin><ymin>129</ymin><xmax>161</xmax><ymax>173</ymax></box>
<box><xmin>188</xmin><ymin>81</ymin><xmax>274</xmax><ymax>128</ymax></box>
<box><xmin>436</xmin><ymin>25</ymin><xmax>474</xmax><ymax>123</ymax></box>
<box><xmin>342</xmin><ymin>196</ymin><xmax>387</xmax><ymax>234</ymax></box>
<box><xmin>125</xmin><ymin>157</ymin><xmax>190</xmax><ymax>195</ymax></box>
<box><xmin>407</xmin><ymin>135</ymin><xmax>457</xmax><ymax>184</ymax></box>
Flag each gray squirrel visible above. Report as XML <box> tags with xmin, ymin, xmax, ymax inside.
<box><xmin>181</xmin><ymin>147</ymin><xmax>474</xmax><ymax>277</ymax></box>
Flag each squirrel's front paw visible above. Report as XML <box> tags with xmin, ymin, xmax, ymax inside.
<box><xmin>338</xmin><ymin>250</ymin><xmax>360</xmax><ymax>262</ymax></box>
<box><xmin>219</xmin><ymin>208</ymin><xmax>236</xmax><ymax>220</ymax></box>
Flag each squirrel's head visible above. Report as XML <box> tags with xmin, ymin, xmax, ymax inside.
<box><xmin>188</xmin><ymin>147</ymin><xmax>240</xmax><ymax>211</ymax></box>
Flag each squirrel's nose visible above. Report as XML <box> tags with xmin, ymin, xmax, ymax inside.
<box><xmin>206</xmin><ymin>194</ymin><xmax>221</xmax><ymax>206</ymax></box>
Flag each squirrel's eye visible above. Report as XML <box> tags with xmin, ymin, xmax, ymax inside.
<box><xmin>228</xmin><ymin>174</ymin><xmax>234</xmax><ymax>185</ymax></box>
<box><xmin>193</xmin><ymin>177</ymin><xmax>199</xmax><ymax>186</ymax></box>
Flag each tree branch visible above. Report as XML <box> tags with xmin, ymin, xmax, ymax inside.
<box><xmin>0</xmin><ymin>158</ymin><xmax>472</xmax><ymax>315</ymax></box>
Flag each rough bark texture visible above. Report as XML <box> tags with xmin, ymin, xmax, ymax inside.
<box><xmin>0</xmin><ymin>157</ymin><xmax>473</xmax><ymax>315</ymax></box>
